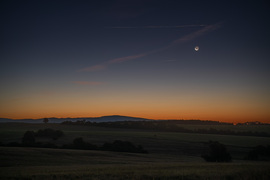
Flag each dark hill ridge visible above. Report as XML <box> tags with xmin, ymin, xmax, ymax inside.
<box><xmin>0</xmin><ymin>115</ymin><xmax>151</xmax><ymax>123</ymax></box>
<box><xmin>0</xmin><ymin>116</ymin><xmax>268</xmax><ymax>125</ymax></box>
<box><xmin>87</xmin><ymin>115</ymin><xmax>150</xmax><ymax>122</ymax></box>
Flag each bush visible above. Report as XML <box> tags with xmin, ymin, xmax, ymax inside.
<box><xmin>6</xmin><ymin>142</ymin><xmax>22</xmax><ymax>147</ymax></box>
<box><xmin>22</xmin><ymin>131</ymin><xmax>36</xmax><ymax>146</ymax></box>
<box><xmin>35</xmin><ymin>128</ymin><xmax>64</xmax><ymax>140</ymax></box>
<box><xmin>202</xmin><ymin>141</ymin><xmax>231</xmax><ymax>162</ymax></box>
<box><xmin>63</xmin><ymin>137</ymin><xmax>97</xmax><ymax>150</ymax></box>
<box><xmin>245</xmin><ymin>145</ymin><xmax>270</xmax><ymax>161</ymax></box>
<box><xmin>101</xmin><ymin>140</ymin><xmax>148</xmax><ymax>153</ymax></box>
<box><xmin>39</xmin><ymin>142</ymin><xmax>58</xmax><ymax>148</ymax></box>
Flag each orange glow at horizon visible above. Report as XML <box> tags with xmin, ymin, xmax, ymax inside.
<box><xmin>1</xmin><ymin>102</ymin><xmax>269</xmax><ymax>123</ymax></box>
<box><xmin>1</xmin><ymin>85</ymin><xmax>269</xmax><ymax>123</ymax></box>
<box><xmin>1</xmin><ymin>112</ymin><xmax>269</xmax><ymax>123</ymax></box>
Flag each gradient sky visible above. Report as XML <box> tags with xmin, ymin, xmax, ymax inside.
<box><xmin>1</xmin><ymin>0</ymin><xmax>270</xmax><ymax>122</ymax></box>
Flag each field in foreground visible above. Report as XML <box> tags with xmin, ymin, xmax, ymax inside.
<box><xmin>1</xmin><ymin>147</ymin><xmax>270</xmax><ymax>180</ymax></box>
<box><xmin>0</xmin><ymin>123</ymin><xmax>270</xmax><ymax>179</ymax></box>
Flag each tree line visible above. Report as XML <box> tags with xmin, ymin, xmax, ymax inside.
<box><xmin>62</xmin><ymin>137</ymin><xmax>148</xmax><ymax>153</ymax></box>
<box><xmin>1</xmin><ymin>128</ymin><xmax>269</xmax><ymax>162</ymax></box>
<box><xmin>0</xmin><ymin>129</ymin><xmax>148</xmax><ymax>154</ymax></box>
<box><xmin>245</xmin><ymin>145</ymin><xmax>270</xmax><ymax>161</ymax></box>
<box><xmin>61</xmin><ymin>120</ymin><xmax>270</xmax><ymax>137</ymax></box>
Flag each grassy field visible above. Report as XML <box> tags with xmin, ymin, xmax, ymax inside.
<box><xmin>0</xmin><ymin>123</ymin><xmax>270</xmax><ymax>179</ymax></box>
<box><xmin>1</xmin><ymin>123</ymin><xmax>269</xmax><ymax>156</ymax></box>
<box><xmin>1</xmin><ymin>147</ymin><xmax>270</xmax><ymax>180</ymax></box>
<box><xmin>177</xmin><ymin>124</ymin><xmax>270</xmax><ymax>133</ymax></box>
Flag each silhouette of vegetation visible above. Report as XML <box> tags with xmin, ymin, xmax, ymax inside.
<box><xmin>6</xmin><ymin>142</ymin><xmax>22</xmax><ymax>147</ymax></box>
<box><xmin>201</xmin><ymin>141</ymin><xmax>232</xmax><ymax>162</ymax></box>
<box><xmin>2</xmin><ymin>129</ymin><xmax>149</xmax><ymax>154</ymax></box>
<box><xmin>61</xmin><ymin>120</ymin><xmax>270</xmax><ymax>137</ymax></box>
<box><xmin>101</xmin><ymin>140</ymin><xmax>148</xmax><ymax>153</ymax></box>
<box><xmin>35</xmin><ymin>128</ymin><xmax>63</xmax><ymax>140</ymax></box>
<box><xmin>62</xmin><ymin>137</ymin><xmax>97</xmax><ymax>150</ymax></box>
<box><xmin>245</xmin><ymin>145</ymin><xmax>270</xmax><ymax>161</ymax></box>
<box><xmin>22</xmin><ymin>131</ymin><xmax>36</xmax><ymax>146</ymax></box>
<box><xmin>43</xmin><ymin>118</ymin><xmax>49</xmax><ymax>123</ymax></box>
<box><xmin>62</xmin><ymin>138</ymin><xmax>147</xmax><ymax>153</ymax></box>
<box><xmin>18</xmin><ymin>129</ymin><xmax>63</xmax><ymax>148</ymax></box>
<box><xmin>236</xmin><ymin>121</ymin><xmax>269</xmax><ymax>125</ymax></box>
<box><xmin>36</xmin><ymin>142</ymin><xmax>58</xmax><ymax>148</ymax></box>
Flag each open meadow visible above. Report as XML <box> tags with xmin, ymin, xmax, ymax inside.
<box><xmin>0</xmin><ymin>123</ymin><xmax>270</xmax><ymax>179</ymax></box>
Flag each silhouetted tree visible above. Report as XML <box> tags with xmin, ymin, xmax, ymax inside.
<box><xmin>245</xmin><ymin>145</ymin><xmax>270</xmax><ymax>161</ymax></box>
<box><xmin>35</xmin><ymin>128</ymin><xmax>63</xmax><ymax>140</ymax></box>
<box><xmin>22</xmin><ymin>131</ymin><xmax>36</xmax><ymax>146</ymax></box>
<box><xmin>73</xmin><ymin>137</ymin><xmax>85</xmax><ymax>149</ymax></box>
<box><xmin>43</xmin><ymin>118</ymin><xmax>49</xmax><ymax>123</ymax></box>
<box><xmin>71</xmin><ymin>137</ymin><xmax>97</xmax><ymax>150</ymax></box>
<box><xmin>6</xmin><ymin>142</ymin><xmax>21</xmax><ymax>147</ymax></box>
<box><xmin>101</xmin><ymin>140</ymin><xmax>148</xmax><ymax>153</ymax></box>
<box><xmin>202</xmin><ymin>141</ymin><xmax>231</xmax><ymax>162</ymax></box>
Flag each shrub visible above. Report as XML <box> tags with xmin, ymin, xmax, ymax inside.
<box><xmin>245</xmin><ymin>145</ymin><xmax>270</xmax><ymax>161</ymax></box>
<box><xmin>22</xmin><ymin>131</ymin><xmax>36</xmax><ymax>146</ymax></box>
<box><xmin>62</xmin><ymin>137</ymin><xmax>97</xmax><ymax>150</ymax></box>
<box><xmin>202</xmin><ymin>141</ymin><xmax>231</xmax><ymax>162</ymax></box>
<box><xmin>39</xmin><ymin>142</ymin><xmax>58</xmax><ymax>148</ymax></box>
<box><xmin>43</xmin><ymin>118</ymin><xmax>49</xmax><ymax>123</ymax></box>
<box><xmin>101</xmin><ymin>140</ymin><xmax>148</xmax><ymax>153</ymax></box>
<box><xmin>35</xmin><ymin>128</ymin><xmax>64</xmax><ymax>140</ymax></box>
<box><xmin>6</xmin><ymin>142</ymin><xmax>22</xmax><ymax>147</ymax></box>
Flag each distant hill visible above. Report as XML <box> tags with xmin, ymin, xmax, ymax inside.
<box><xmin>86</xmin><ymin>115</ymin><xmax>151</xmax><ymax>122</ymax></box>
<box><xmin>0</xmin><ymin>115</ymin><xmax>151</xmax><ymax>123</ymax></box>
<box><xmin>0</xmin><ymin>118</ymin><xmax>44</xmax><ymax>123</ymax></box>
<box><xmin>1</xmin><ymin>116</ymin><xmax>268</xmax><ymax>125</ymax></box>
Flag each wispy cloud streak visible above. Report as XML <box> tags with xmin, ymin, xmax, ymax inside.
<box><xmin>79</xmin><ymin>65</ymin><xmax>106</xmax><ymax>72</ymax></box>
<box><xmin>78</xmin><ymin>53</ymin><xmax>152</xmax><ymax>72</ymax></box>
<box><xmin>170</xmin><ymin>23</ymin><xmax>221</xmax><ymax>46</ymax></box>
<box><xmin>108</xmin><ymin>24</ymin><xmax>207</xmax><ymax>29</ymax></box>
<box><xmin>79</xmin><ymin>23</ymin><xmax>221</xmax><ymax>72</ymax></box>
<box><xmin>108</xmin><ymin>53</ymin><xmax>149</xmax><ymax>64</ymax></box>
<box><xmin>73</xmin><ymin>81</ymin><xmax>105</xmax><ymax>85</ymax></box>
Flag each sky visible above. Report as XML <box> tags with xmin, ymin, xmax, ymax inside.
<box><xmin>1</xmin><ymin>0</ymin><xmax>270</xmax><ymax>123</ymax></box>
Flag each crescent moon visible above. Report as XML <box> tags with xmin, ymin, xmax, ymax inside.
<box><xmin>195</xmin><ymin>46</ymin><xmax>199</xmax><ymax>51</ymax></box>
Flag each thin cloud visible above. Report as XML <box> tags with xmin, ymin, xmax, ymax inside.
<box><xmin>108</xmin><ymin>24</ymin><xmax>207</xmax><ymax>29</ymax></box>
<box><xmin>79</xmin><ymin>23</ymin><xmax>222</xmax><ymax>72</ymax></box>
<box><xmin>73</xmin><ymin>81</ymin><xmax>105</xmax><ymax>85</ymax></box>
<box><xmin>79</xmin><ymin>53</ymin><xmax>150</xmax><ymax>72</ymax></box>
<box><xmin>108</xmin><ymin>52</ymin><xmax>151</xmax><ymax>64</ymax></box>
<box><xmin>79</xmin><ymin>65</ymin><xmax>106</xmax><ymax>72</ymax></box>
<box><xmin>79</xmin><ymin>50</ymin><xmax>159</xmax><ymax>72</ymax></box>
<box><xmin>170</xmin><ymin>23</ymin><xmax>222</xmax><ymax>46</ymax></box>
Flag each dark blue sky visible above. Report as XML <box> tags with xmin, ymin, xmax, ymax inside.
<box><xmin>1</xmin><ymin>0</ymin><xmax>269</xmax><ymax>122</ymax></box>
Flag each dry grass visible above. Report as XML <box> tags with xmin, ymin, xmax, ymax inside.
<box><xmin>1</xmin><ymin>147</ymin><xmax>270</xmax><ymax>180</ymax></box>
<box><xmin>1</xmin><ymin>123</ymin><xmax>270</xmax><ymax>179</ymax></box>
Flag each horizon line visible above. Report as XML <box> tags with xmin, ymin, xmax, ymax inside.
<box><xmin>0</xmin><ymin>115</ymin><xmax>268</xmax><ymax>124</ymax></box>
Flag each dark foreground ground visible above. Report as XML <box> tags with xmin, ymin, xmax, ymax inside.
<box><xmin>1</xmin><ymin>147</ymin><xmax>270</xmax><ymax>180</ymax></box>
<box><xmin>0</xmin><ymin>123</ymin><xmax>270</xmax><ymax>179</ymax></box>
